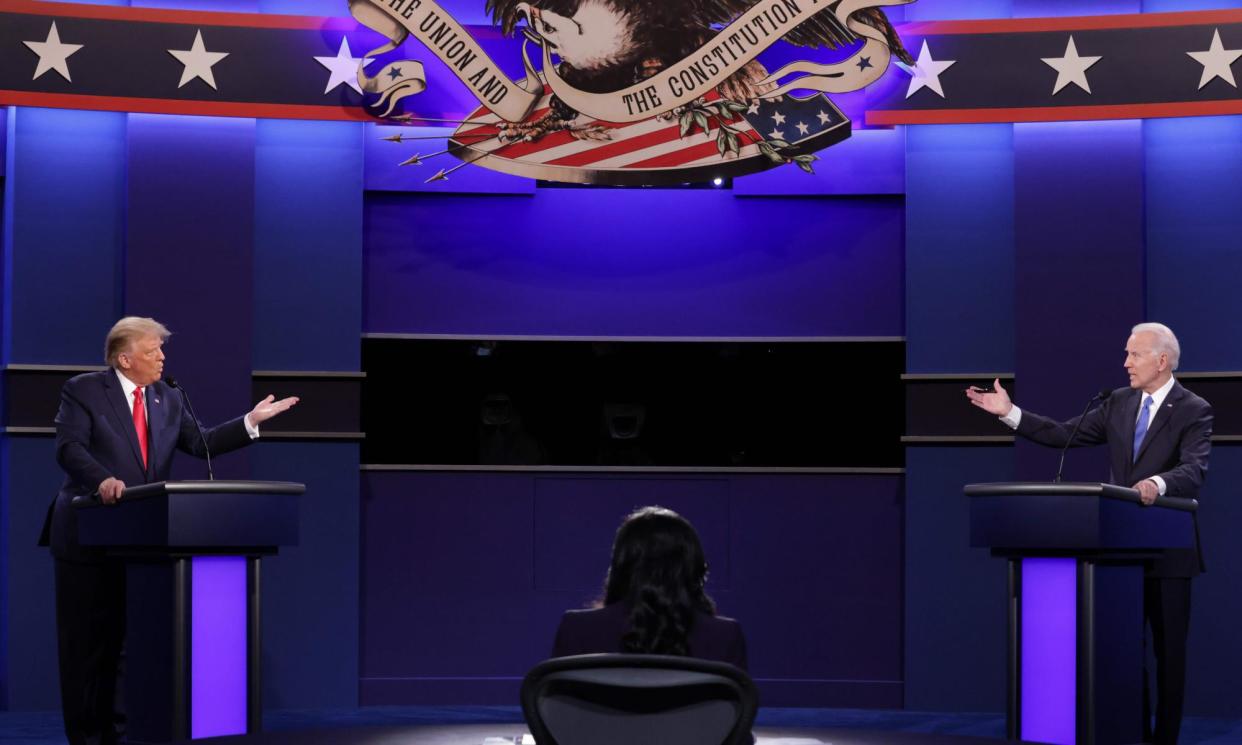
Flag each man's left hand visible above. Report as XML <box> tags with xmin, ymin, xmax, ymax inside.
<box><xmin>248</xmin><ymin>394</ymin><xmax>299</xmax><ymax>426</ymax></box>
<box><xmin>1133</xmin><ymin>479</ymin><xmax>1159</xmax><ymax>506</ymax></box>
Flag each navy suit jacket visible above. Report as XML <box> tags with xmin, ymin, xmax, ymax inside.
<box><xmin>551</xmin><ymin>601</ymin><xmax>748</xmax><ymax>671</ymax></box>
<box><xmin>39</xmin><ymin>370</ymin><xmax>252</xmax><ymax>563</ymax></box>
<box><xmin>1016</xmin><ymin>381</ymin><xmax>1212</xmax><ymax>577</ymax></box>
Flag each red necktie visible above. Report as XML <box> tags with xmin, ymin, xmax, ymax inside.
<box><xmin>133</xmin><ymin>387</ymin><xmax>149</xmax><ymax>469</ymax></box>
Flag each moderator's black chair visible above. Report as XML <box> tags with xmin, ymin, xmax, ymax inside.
<box><xmin>521</xmin><ymin>654</ymin><xmax>758</xmax><ymax>745</ymax></box>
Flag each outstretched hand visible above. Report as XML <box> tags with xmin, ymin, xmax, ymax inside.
<box><xmin>965</xmin><ymin>378</ymin><xmax>1013</xmax><ymax>417</ymax></box>
<box><xmin>248</xmin><ymin>394</ymin><xmax>299</xmax><ymax>425</ymax></box>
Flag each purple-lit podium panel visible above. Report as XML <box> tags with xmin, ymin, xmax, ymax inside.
<box><xmin>966</xmin><ymin>482</ymin><xmax>1196</xmax><ymax>745</ymax></box>
<box><xmin>76</xmin><ymin>480</ymin><xmax>303</xmax><ymax>744</ymax></box>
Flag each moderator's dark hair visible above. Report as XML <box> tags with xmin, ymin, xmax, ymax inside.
<box><xmin>602</xmin><ymin>506</ymin><xmax>716</xmax><ymax>656</ymax></box>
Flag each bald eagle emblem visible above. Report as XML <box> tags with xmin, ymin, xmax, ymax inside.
<box><xmin>350</xmin><ymin>0</ymin><xmax>914</xmax><ymax>185</ymax></box>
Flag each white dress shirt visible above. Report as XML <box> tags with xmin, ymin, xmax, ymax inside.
<box><xmin>1000</xmin><ymin>375</ymin><xmax>1176</xmax><ymax>494</ymax></box>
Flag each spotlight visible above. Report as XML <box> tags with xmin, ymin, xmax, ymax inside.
<box><xmin>712</xmin><ymin>177</ymin><xmax>723</xmax><ymax>187</ymax></box>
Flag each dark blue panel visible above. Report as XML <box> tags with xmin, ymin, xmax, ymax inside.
<box><xmin>125</xmin><ymin>114</ymin><xmax>254</xmax><ymax>480</ymax></box>
<box><xmin>532</xmin><ymin>477</ymin><xmax>732</xmax><ymax>593</ymax></box>
<box><xmin>1</xmin><ymin>438</ymin><xmax>62</xmax><ymax>710</ymax></box>
<box><xmin>364</xmin><ymin>191</ymin><xmax>904</xmax><ymax>337</ymax></box>
<box><xmin>3</xmin><ymin>108</ymin><xmax>124</xmax><ymax>364</ymax></box>
<box><xmin>905</xmin><ymin>0</ymin><xmax>1012</xmax><ymax>20</ymax></box>
<box><xmin>905</xmin><ymin>124</ymin><xmax>1014</xmax><ymax>373</ymax></box>
<box><xmin>249</xmin><ymin>442</ymin><xmax>360</xmax><ymax>709</ymax></box>
<box><xmin>1013</xmin><ymin>0</ymin><xmax>1138</xmax><ymax>15</ymax></box>
<box><xmin>253</xmin><ymin>120</ymin><xmax>364</xmax><ymax>371</ymax></box>
<box><xmin>904</xmin><ymin>447</ymin><xmax>1011</xmax><ymax>711</ymax></box>
<box><xmin>1144</xmin><ymin>117</ymin><xmax>1242</xmax><ymax>371</ymax></box>
<box><xmin>1186</xmin><ymin>447</ymin><xmax>1242</xmax><ymax>717</ymax></box>
<box><xmin>360</xmin><ymin>471</ymin><xmax>903</xmax><ymax>707</ymax></box>
<box><xmin>1013</xmin><ymin>120</ymin><xmax>1144</xmax><ymax>482</ymax></box>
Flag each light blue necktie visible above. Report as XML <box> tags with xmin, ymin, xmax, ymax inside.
<box><xmin>1133</xmin><ymin>395</ymin><xmax>1153</xmax><ymax>461</ymax></box>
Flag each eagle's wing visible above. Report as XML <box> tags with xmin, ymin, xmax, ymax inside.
<box><xmin>486</xmin><ymin>0</ymin><xmax>578</xmax><ymax>35</ymax></box>
<box><xmin>689</xmin><ymin>0</ymin><xmax>913</xmax><ymax>64</ymax></box>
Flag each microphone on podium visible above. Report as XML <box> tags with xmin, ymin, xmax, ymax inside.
<box><xmin>165</xmin><ymin>376</ymin><xmax>214</xmax><ymax>481</ymax></box>
<box><xmin>1053</xmin><ymin>389</ymin><xmax>1112</xmax><ymax>483</ymax></box>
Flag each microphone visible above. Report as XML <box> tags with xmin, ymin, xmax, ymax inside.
<box><xmin>1054</xmin><ymin>389</ymin><xmax>1112</xmax><ymax>483</ymax></box>
<box><xmin>165</xmin><ymin>376</ymin><xmax>214</xmax><ymax>481</ymax></box>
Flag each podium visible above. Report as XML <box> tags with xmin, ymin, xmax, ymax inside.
<box><xmin>966</xmin><ymin>482</ymin><xmax>1197</xmax><ymax>745</ymax></box>
<box><xmin>75</xmin><ymin>480</ymin><xmax>303</xmax><ymax>743</ymax></box>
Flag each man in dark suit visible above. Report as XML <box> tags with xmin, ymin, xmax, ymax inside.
<box><xmin>38</xmin><ymin>316</ymin><xmax>298</xmax><ymax>745</ymax></box>
<box><xmin>966</xmin><ymin>322</ymin><xmax>1212</xmax><ymax>745</ymax></box>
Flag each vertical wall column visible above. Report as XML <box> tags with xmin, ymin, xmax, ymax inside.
<box><xmin>1144</xmin><ymin>115</ymin><xmax>1242</xmax><ymax>718</ymax></box>
<box><xmin>903</xmin><ymin>121</ymin><xmax>1015</xmax><ymax>711</ymax></box>
<box><xmin>1012</xmin><ymin>120</ymin><xmax>1145</xmax><ymax>482</ymax></box>
<box><xmin>1</xmin><ymin>108</ymin><xmax>127</xmax><ymax>710</ymax></box>
<box><xmin>125</xmin><ymin>114</ymin><xmax>257</xmax><ymax>480</ymax></box>
<box><xmin>249</xmin><ymin>119</ymin><xmax>364</xmax><ymax>709</ymax></box>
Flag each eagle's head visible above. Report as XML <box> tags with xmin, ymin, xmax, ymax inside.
<box><xmin>519</xmin><ymin>0</ymin><xmax>638</xmax><ymax>72</ymax></box>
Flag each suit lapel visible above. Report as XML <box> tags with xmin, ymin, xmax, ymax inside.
<box><xmin>145</xmin><ymin>385</ymin><xmax>168</xmax><ymax>479</ymax></box>
<box><xmin>1121</xmin><ymin>389</ymin><xmax>1140</xmax><ymax>461</ymax></box>
<box><xmin>1135</xmin><ymin>383</ymin><xmax>1182</xmax><ymax>464</ymax></box>
<box><xmin>102</xmin><ymin>371</ymin><xmax>147</xmax><ymax>474</ymax></box>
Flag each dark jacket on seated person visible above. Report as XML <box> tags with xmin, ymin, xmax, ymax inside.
<box><xmin>551</xmin><ymin>601</ymin><xmax>749</xmax><ymax>671</ymax></box>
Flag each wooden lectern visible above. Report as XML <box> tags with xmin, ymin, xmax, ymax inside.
<box><xmin>966</xmin><ymin>482</ymin><xmax>1196</xmax><ymax>745</ymax></box>
<box><xmin>75</xmin><ymin>480</ymin><xmax>303</xmax><ymax>743</ymax></box>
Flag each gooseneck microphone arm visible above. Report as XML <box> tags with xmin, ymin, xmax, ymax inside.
<box><xmin>165</xmin><ymin>376</ymin><xmax>214</xmax><ymax>481</ymax></box>
<box><xmin>1054</xmin><ymin>389</ymin><xmax>1112</xmax><ymax>483</ymax></box>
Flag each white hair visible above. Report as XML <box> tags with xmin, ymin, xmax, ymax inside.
<box><xmin>1131</xmin><ymin>322</ymin><xmax>1180</xmax><ymax>371</ymax></box>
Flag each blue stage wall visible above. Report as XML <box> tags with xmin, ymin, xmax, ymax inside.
<box><xmin>359</xmin><ymin>471</ymin><xmax>904</xmax><ymax>708</ymax></box>
<box><xmin>2</xmin><ymin>0</ymin><xmax>1241</xmax><ymax>724</ymax></box>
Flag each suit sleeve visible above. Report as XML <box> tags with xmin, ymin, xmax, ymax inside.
<box><xmin>1015</xmin><ymin>397</ymin><xmax>1110</xmax><ymax>449</ymax></box>
<box><xmin>54</xmin><ymin>383</ymin><xmax>113</xmax><ymax>491</ymax></box>
<box><xmin>173</xmin><ymin>390</ymin><xmax>253</xmax><ymax>459</ymax></box>
<box><xmin>1155</xmin><ymin>399</ymin><xmax>1212</xmax><ymax>497</ymax></box>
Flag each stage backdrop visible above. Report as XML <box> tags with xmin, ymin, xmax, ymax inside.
<box><xmin>1</xmin><ymin>0</ymin><xmax>1240</xmax><ymax>722</ymax></box>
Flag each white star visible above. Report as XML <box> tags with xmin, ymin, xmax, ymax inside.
<box><xmin>1042</xmin><ymin>36</ymin><xmax>1102</xmax><ymax>95</ymax></box>
<box><xmin>23</xmin><ymin>22</ymin><xmax>83</xmax><ymax>82</ymax></box>
<box><xmin>816</xmin><ymin>110</ymin><xmax>831</xmax><ymax>125</ymax></box>
<box><xmin>1187</xmin><ymin>29</ymin><xmax>1242</xmax><ymax>90</ymax></box>
<box><xmin>771</xmin><ymin>111</ymin><xmax>786</xmax><ymax>125</ymax></box>
<box><xmin>768</xmin><ymin>128</ymin><xmax>785</xmax><ymax>140</ymax></box>
<box><xmin>314</xmin><ymin>37</ymin><xmax>373</xmax><ymax>95</ymax></box>
<box><xmin>168</xmin><ymin>30</ymin><xmax>229</xmax><ymax>90</ymax></box>
<box><xmin>747</xmin><ymin>101</ymin><xmax>761</xmax><ymax>115</ymax></box>
<box><xmin>795</xmin><ymin>121</ymin><xmax>810</xmax><ymax>135</ymax></box>
<box><xmin>905</xmin><ymin>41</ymin><xmax>956</xmax><ymax>99</ymax></box>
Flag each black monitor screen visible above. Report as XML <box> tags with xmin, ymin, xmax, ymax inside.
<box><xmin>362</xmin><ymin>338</ymin><xmax>903</xmax><ymax>468</ymax></box>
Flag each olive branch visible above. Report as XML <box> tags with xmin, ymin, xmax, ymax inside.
<box><xmin>677</xmin><ymin>99</ymin><xmax>819</xmax><ymax>174</ymax></box>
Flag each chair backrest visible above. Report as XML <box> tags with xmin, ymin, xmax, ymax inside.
<box><xmin>521</xmin><ymin>654</ymin><xmax>758</xmax><ymax>745</ymax></box>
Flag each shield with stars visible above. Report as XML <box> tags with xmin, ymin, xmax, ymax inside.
<box><xmin>437</xmin><ymin>82</ymin><xmax>850</xmax><ymax>186</ymax></box>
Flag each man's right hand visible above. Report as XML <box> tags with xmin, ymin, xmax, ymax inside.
<box><xmin>97</xmin><ymin>477</ymin><xmax>125</xmax><ymax>505</ymax></box>
<box><xmin>966</xmin><ymin>378</ymin><xmax>1014</xmax><ymax>418</ymax></box>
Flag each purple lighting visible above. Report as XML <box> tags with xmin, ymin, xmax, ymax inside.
<box><xmin>1021</xmin><ymin>558</ymin><xmax>1077</xmax><ymax>745</ymax></box>
<box><xmin>192</xmin><ymin>556</ymin><xmax>248</xmax><ymax>739</ymax></box>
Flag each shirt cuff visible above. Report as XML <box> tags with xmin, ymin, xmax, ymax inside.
<box><xmin>1000</xmin><ymin>405</ymin><xmax>1022</xmax><ymax>429</ymax></box>
<box><xmin>1150</xmin><ymin>475</ymin><xmax>1167</xmax><ymax>496</ymax></box>
<box><xmin>243</xmin><ymin>414</ymin><xmax>260</xmax><ymax>440</ymax></box>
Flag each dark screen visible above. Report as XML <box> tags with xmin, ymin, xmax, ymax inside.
<box><xmin>362</xmin><ymin>338</ymin><xmax>904</xmax><ymax>468</ymax></box>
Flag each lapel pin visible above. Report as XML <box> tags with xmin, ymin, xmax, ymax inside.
<box><xmin>154</xmin><ymin>398</ymin><xmax>160</xmax><ymax>404</ymax></box>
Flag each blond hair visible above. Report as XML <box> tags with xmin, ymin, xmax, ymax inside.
<box><xmin>105</xmin><ymin>317</ymin><xmax>171</xmax><ymax>367</ymax></box>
